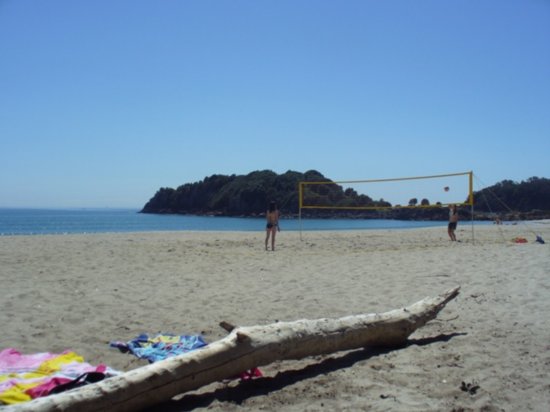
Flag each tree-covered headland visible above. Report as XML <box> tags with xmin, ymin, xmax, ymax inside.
<box><xmin>141</xmin><ymin>171</ymin><xmax>550</xmax><ymax>221</ymax></box>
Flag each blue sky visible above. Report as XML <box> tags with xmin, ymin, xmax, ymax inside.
<box><xmin>1</xmin><ymin>0</ymin><xmax>549</xmax><ymax>208</ymax></box>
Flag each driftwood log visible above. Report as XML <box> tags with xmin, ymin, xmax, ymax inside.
<box><xmin>8</xmin><ymin>286</ymin><xmax>460</xmax><ymax>412</ymax></box>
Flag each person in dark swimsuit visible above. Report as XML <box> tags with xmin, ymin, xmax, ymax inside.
<box><xmin>265</xmin><ymin>201</ymin><xmax>280</xmax><ymax>251</ymax></box>
<box><xmin>448</xmin><ymin>204</ymin><xmax>458</xmax><ymax>241</ymax></box>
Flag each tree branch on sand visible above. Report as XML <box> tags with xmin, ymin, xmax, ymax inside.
<box><xmin>9</xmin><ymin>286</ymin><xmax>460</xmax><ymax>412</ymax></box>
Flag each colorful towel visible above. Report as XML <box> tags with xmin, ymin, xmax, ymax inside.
<box><xmin>110</xmin><ymin>333</ymin><xmax>262</xmax><ymax>381</ymax></box>
<box><xmin>110</xmin><ymin>333</ymin><xmax>207</xmax><ymax>363</ymax></box>
<box><xmin>0</xmin><ymin>348</ymin><xmax>119</xmax><ymax>405</ymax></box>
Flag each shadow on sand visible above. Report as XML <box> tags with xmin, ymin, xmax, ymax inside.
<box><xmin>147</xmin><ymin>332</ymin><xmax>466</xmax><ymax>411</ymax></box>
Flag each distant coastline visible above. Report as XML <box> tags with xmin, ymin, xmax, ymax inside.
<box><xmin>143</xmin><ymin>209</ymin><xmax>550</xmax><ymax>222</ymax></box>
<box><xmin>141</xmin><ymin>170</ymin><xmax>550</xmax><ymax>221</ymax></box>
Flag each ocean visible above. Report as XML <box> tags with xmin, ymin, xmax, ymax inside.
<box><xmin>0</xmin><ymin>208</ymin><xmax>464</xmax><ymax>236</ymax></box>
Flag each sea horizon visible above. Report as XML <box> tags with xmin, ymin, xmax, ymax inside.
<box><xmin>0</xmin><ymin>207</ymin><xmax>495</xmax><ymax>236</ymax></box>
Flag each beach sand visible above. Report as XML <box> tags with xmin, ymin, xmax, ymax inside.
<box><xmin>1</xmin><ymin>222</ymin><xmax>549</xmax><ymax>411</ymax></box>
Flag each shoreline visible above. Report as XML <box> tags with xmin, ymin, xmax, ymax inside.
<box><xmin>1</xmin><ymin>224</ymin><xmax>549</xmax><ymax>410</ymax></box>
<box><xmin>4</xmin><ymin>207</ymin><xmax>548</xmax><ymax>237</ymax></box>
<box><xmin>0</xmin><ymin>219</ymin><xmax>550</xmax><ymax>239</ymax></box>
<box><xmin>1</xmin><ymin>218</ymin><xmax>539</xmax><ymax>237</ymax></box>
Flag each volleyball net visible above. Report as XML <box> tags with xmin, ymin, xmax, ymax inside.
<box><xmin>299</xmin><ymin>171</ymin><xmax>473</xmax><ymax>212</ymax></box>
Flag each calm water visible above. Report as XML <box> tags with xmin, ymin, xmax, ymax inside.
<box><xmin>0</xmin><ymin>208</ymin><xmax>462</xmax><ymax>236</ymax></box>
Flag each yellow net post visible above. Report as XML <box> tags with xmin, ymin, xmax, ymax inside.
<box><xmin>298</xmin><ymin>182</ymin><xmax>304</xmax><ymax>240</ymax></box>
<box><xmin>469</xmin><ymin>171</ymin><xmax>475</xmax><ymax>243</ymax></box>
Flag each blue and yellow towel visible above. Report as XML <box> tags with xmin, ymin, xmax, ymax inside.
<box><xmin>110</xmin><ymin>333</ymin><xmax>207</xmax><ymax>363</ymax></box>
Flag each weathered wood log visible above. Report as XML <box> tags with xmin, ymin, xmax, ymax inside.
<box><xmin>7</xmin><ymin>286</ymin><xmax>460</xmax><ymax>412</ymax></box>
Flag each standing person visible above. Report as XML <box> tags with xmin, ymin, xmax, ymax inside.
<box><xmin>448</xmin><ymin>204</ymin><xmax>458</xmax><ymax>241</ymax></box>
<box><xmin>265</xmin><ymin>201</ymin><xmax>280</xmax><ymax>251</ymax></box>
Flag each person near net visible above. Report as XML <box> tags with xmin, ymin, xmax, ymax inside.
<box><xmin>265</xmin><ymin>201</ymin><xmax>280</xmax><ymax>251</ymax></box>
<box><xmin>448</xmin><ymin>204</ymin><xmax>459</xmax><ymax>241</ymax></box>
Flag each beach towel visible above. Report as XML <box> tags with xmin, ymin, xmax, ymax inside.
<box><xmin>0</xmin><ymin>348</ymin><xmax>119</xmax><ymax>405</ymax></box>
<box><xmin>110</xmin><ymin>333</ymin><xmax>262</xmax><ymax>380</ymax></box>
<box><xmin>110</xmin><ymin>333</ymin><xmax>207</xmax><ymax>363</ymax></box>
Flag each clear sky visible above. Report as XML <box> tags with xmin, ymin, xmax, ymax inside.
<box><xmin>1</xmin><ymin>0</ymin><xmax>549</xmax><ymax>209</ymax></box>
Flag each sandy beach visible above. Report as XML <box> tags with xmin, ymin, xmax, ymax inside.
<box><xmin>1</xmin><ymin>222</ymin><xmax>549</xmax><ymax>411</ymax></box>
